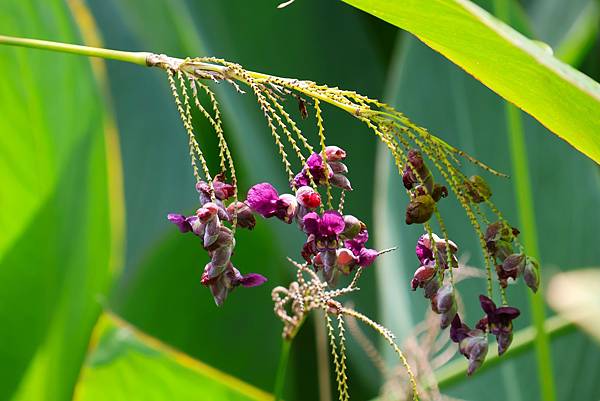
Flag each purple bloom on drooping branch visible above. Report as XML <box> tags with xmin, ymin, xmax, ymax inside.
<box><xmin>201</xmin><ymin>262</ymin><xmax>267</xmax><ymax>306</ymax></box>
<box><xmin>478</xmin><ymin>295</ymin><xmax>520</xmax><ymax>355</ymax></box>
<box><xmin>450</xmin><ymin>315</ymin><xmax>488</xmax><ymax>375</ymax></box>
<box><xmin>246</xmin><ymin>182</ymin><xmax>297</xmax><ymax>223</ymax></box>
<box><xmin>168</xmin><ymin>213</ymin><xmax>192</xmax><ymax>233</ymax></box>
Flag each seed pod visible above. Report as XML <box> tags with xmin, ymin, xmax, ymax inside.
<box><xmin>405</xmin><ymin>194</ymin><xmax>435</xmax><ymax>225</ymax></box>
<box><xmin>523</xmin><ymin>256</ymin><xmax>540</xmax><ymax>293</ymax></box>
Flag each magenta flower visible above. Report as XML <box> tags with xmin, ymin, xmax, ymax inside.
<box><xmin>343</xmin><ymin>228</ymin><xmax>378</xmax><ymax>267</ymax></box>
<box><xmin>168</xmin><ymin>213</ymin><xmax>192</xmax><ymax>233</ymax></box>
<box><xmin>246</xmin><ymin>182</ymin><xmax>297</xmax><ymax>223</ymax></box>
<box><xmin>415</xmin><ymin>233</ymin><xmax>458</xmax><ymax>269</ymax></box>
<box><xmin>303</xmin><ymin>210</ymin><xmax>345</xmax><ymax>247</ymax></box>
<box><xmin>293</xmin><ymin>152</ymin><xmax>333</xmax><ymax>188</ymax></box>
<box><xmin>478</xmin><ymin>295</ymin><xmax>520</xmax><ymax>355</ymax></box>
<box><xmin>201</xmin><ymin>262</ymin><xmax>267</xmax><ymax>306</ymax></box>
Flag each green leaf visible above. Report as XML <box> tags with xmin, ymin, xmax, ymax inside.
<box><xmin>0</xmin><ymin>1</ymin><xmax>121</xmax><ymax>400</ymax></box>
<box><xmin>74</xmin><ymin>313</ymin><xmax>272</xmax><ymax>401</ymax></box>
<box><xmin>341</xmin><ymin>0</ymin><xmax>600</xmax><ymax>163</ymax></box>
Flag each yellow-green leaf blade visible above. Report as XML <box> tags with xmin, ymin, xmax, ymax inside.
<box><xmin>75</xmin><ymin>314</ymin><xmax>272</xmax><ymax>401</ymax></box>
<box><xmin>342</xmin><ymin>0</ymin><xmax>600</xmax><ymax>163</ymax></box>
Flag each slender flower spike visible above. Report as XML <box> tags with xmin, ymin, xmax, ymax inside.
<box><xmin>479</xmin><ymin>295</ymin><xmax>520</xmax><ymax>355</ymax></box>
<box><xmin>246</xmin><ymin>182</ymin><xmax>297</xmax><ymax>223</ymax></box>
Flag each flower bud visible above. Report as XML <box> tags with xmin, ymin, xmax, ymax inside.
<box><xmin>197</xmin><ymin>202</ymin><xmax>219</xmax><ymax>223</ymax></box>
<box><xmin>296</xmin><ymin>186</ymin><xmax>321</xmax><ymax>209</ymax></box>
<box><xmin>411</xmin><ymin>264</ymin><xmax>436</xmax><ymax>290</ymax></box>
<box><xmin>523</xmin><ymin>256</ymin><xmax>540</xmax><ymax>293</ymax></box>
<box><xmin>340</xmin><ymin>215</ymin><xmax>362</xmax><ymax>240</ymax></box>
<box><xmin>203</xmin><ymin>215</ymin><xmax>221</xmax><ymax>248</ymax></box>
<box><xmin>277</xmin><ymin>193</ymin><xmax>298</xmax><ymax>223</ymax></box>
<box><xmin>330</xmin><ymin>173</ymin><xmax>352</xmax><ymax>191</ymax></box>
<box><xmin>460</xmin><ymin>330</ymin><xmax>488</xmax><ymax>375</ymax></box>
<box><xmin>226</xmin><ymin>201</ymin><xmax>256</xmax><ymax>230</ymax></box>
<box><xmin>325</xmin><ymin>146</ymin><xmax>347</xmax><ymax>161</ymax></box>
<box><xmin>465</xmin><ymin>175</ymin><xmax>492</xmax><ymax>203</ymax></box>
<box><xmin>502</xmin><ymin>253</ymin><xmax>525</xmax><ymax>275</ymax></box>
<box><xmin>436</xmin><ymin>284</ymin><xmax>457</xmax><ymax>329</ymax></box>
<box><xmin>329</xmin><ymin>161</ymin><xmax>348</xmax><ymax>174</ymax></box>
<box><xmin>212</xmin><ymin>173</ymin><xmax>235</xmax><ymax>200</ymax></box>
<box><xmin>405</xmin><ymin>194</ymin><xmax>435</xmax><ymax>225</ymax></box>
<box><xmin>336</xmin><ymin>248</ymin><xmax>358</xmax><ymax>274</ymax></box>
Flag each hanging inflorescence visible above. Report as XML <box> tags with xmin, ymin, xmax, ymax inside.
<box><xmin>153</xmin><ymin>53</ymin><xmax>541</xmax><ymax>399</ymax></box>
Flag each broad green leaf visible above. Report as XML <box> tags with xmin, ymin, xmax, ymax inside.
<box><xmin>0</xmin><ymin>1</ymin><xmax>122</xmax><ymax>400</ymax></box>
<box><xmin>74</xmin><ymin>313</ymin><xmax>271</xmax><ymax>401</ymax></box>
<box><xmin>342</xmin><ymin>0</ymin><xmax>600</xmax><ymax>163</ymax></box>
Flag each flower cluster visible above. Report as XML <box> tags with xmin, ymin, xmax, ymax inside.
<box><xmin>168</xmin><ymin>174</ymin><xmax>266</xmax><ymax>306</ymax></box>
<box><xmin>246</xmin><ymin>146</ymin><xmax>379</xmax><ymax>286</ymax></box>
<box><xmin>485</xmin><ymin>221</ymin><xmax>540</xmax><ymax>292</ymax></box>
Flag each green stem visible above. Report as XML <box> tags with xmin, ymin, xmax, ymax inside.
<box><xmin>274</xmin><ymin>339</ymin><xmax>293</xmax><ymax>401</ymax></box>
<box><xmin>435</xmin><ymin>315</ymin><xmax>573</xmax><ymax>389</ymax></box>
<box><xmin>0</xmin><ymin>34</ymin><xmax>149</xmax><ymax>66</ymax></box>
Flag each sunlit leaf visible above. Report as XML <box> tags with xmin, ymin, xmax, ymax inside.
<box><xmin>342</xmin><ymin>0</ymin><xmax>600</xmax><ymax>163</ymax></box>
<box><xmin>74</xmin><ymin>313</ymin><xmax>272</xmax><ymax>401</ymax></box>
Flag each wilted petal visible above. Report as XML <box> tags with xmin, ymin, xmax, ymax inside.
<box><xmin>168</xmin><ymin>213</ymin><xmax>192</xmax><ymax>233</ymax></box>
<box><xmin>238</xmin><ymin>273</ymin><xmax>267</xmax><ymax>287</ymax></box>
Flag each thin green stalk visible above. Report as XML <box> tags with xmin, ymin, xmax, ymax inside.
<box><xmin>0</xmin><ymin>34</ymin><xmax>149</xmax><ymax>66</ymax></box>
<box><xmin>435</xmin><ymin>315</ymin><xmax>573</xmax><ymax>389</ymax></box>
<box><xmin>274</xmin><ymin>339</ymin><xmax>292</xmax><ymax>401</ymax></box>
<box><xmin>505</xmin><ymin>104</ymin><xmax>556</xmax><ymax>401</ymax></box>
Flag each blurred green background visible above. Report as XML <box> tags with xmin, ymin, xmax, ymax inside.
<box><xmin>0</xmin><ymin>0</ymin><xmax>599</xmax><ymax>400</ymax></box>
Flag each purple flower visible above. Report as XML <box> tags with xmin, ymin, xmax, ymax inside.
<box><xmin>325</xmin><ymin>145</ymin><xmax>346</xmax><ymax>161</ymax></box>
<box><xmin>415</xmin><ymin>233</ymin><xmax>458</xmax><ymax>269</ymax></box>
<box><xmin>410</xmin><ymin>264</ymin><xmax>437</xmax><ymax>291</ymax></box>
<box><xmin>293</xmin><ymin>153</ymin><xmax>333</xmax><ymax>188</ymax></box>
<box><xmin>450</xmin><ymin>315</ymin><xmax>489</xmax><ymax>375</ymax></box>
<box><xmin>303</xmin><ymin>210</ymin><xmax>345</xmax><ymax>243</ymax></box>
<box><xmin>479</xmin><ymin>295</ymin><xmax>520</xmax><ymax>355</ymax></box>
<box><xmin>343</xmin><ymin>228</ymin><xmax>378</xmax><ymax>267</ymax></box>
<box><xmin>226</xmin><ymin>201</ymin><xmax>256</xmax><ymax>230</ymax></box>
<box><xmin>246</xmin><ymin>183</ymin><xmax>297</xmax><ymax>223</ymax></box>
<box><xmin>168</xmin><ymin>213</ymin><xmax>192</xmax><ymax>233</ymax></box>
<box><xmin>436</xmin><ymin>284</ymin><xmax>457</xmax><ymax>329</ymax></box>
<box><xmin>201</xmin><ymin>262</ymin><xmax>267</xmax><ymax>306</ymax></box>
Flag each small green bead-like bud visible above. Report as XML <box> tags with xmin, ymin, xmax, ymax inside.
<box><xmin>405</xmin><ymin>194</ymin><xmax>435</xmax><ymax>225</ymax></box>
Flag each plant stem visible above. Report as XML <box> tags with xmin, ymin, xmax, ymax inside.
<box><xmin>274</xmin><ymin>338</ymin><xmax>293</xmax><ymax>401</ymax></box>
<box><xmin>435</xmin><ymin>315</ymin><xmax>573</xmax><ymax>389</ymax></box>
<box><xmin>0</xmin><ymin>34</ymin><xmax>149</xmax><ymax>66</ymax></box>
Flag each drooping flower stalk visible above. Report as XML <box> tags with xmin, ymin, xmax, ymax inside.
<box><xmin>0</xmin><ymin>34</ymin><xmax>541</xmax><ymax>399</ymax></box>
